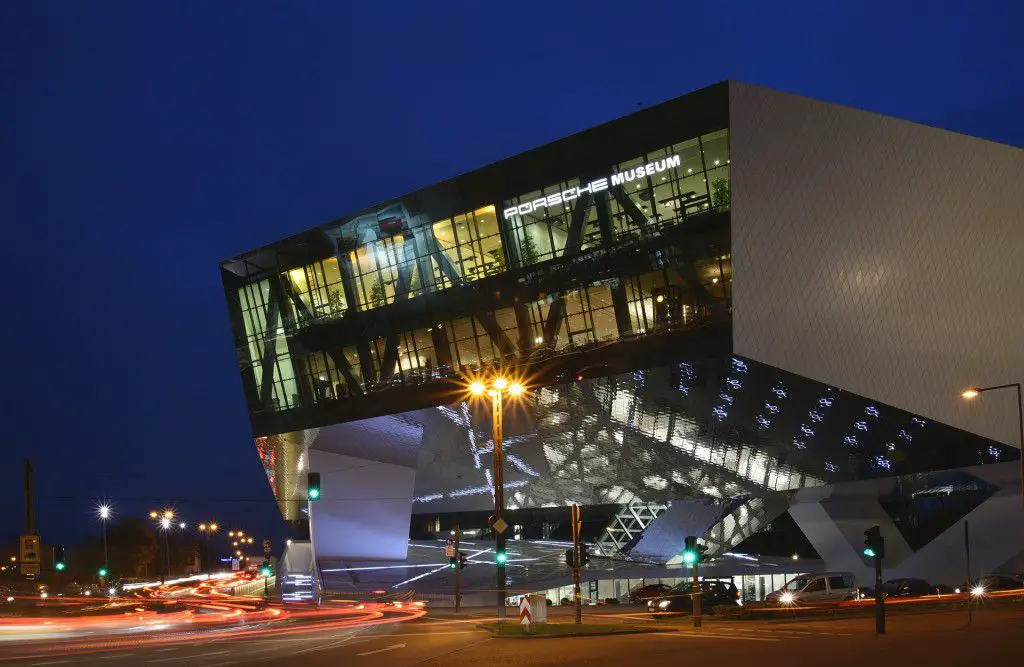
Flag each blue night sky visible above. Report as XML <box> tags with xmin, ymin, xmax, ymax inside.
<box><xmin>2</xmin><ymin>1</ymin><xmax>1022</xmax><ymax>545</ymax></box>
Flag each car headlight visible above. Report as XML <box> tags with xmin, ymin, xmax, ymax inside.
<box><xmin>779</xmin><ymin>593</ymin><xmax>794</xmax><ymax>604</ymax></box>
<box><xmin>954</xmin><ymin>587</ymin><xmax>961</xmax><ymax>594</ymax></box>
<box><xmin>971</xmin><ymin>586</ymin><xmax>985</xmax><ymax>597</ymax></box>
<box><xmin>658</xmin><ymin>600</ymin><xmax>671</xmax><ymax>609</ymax></box>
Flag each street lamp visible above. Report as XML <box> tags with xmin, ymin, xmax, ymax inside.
<box><xmin>467</xmin><ymin>374</ymin><xmax>528</xmax><ymax>621</ymax></box>
<box><xmin>961</xmin><ymin>382</ymin><xmax>1024</xmax><ymax>505</ymax></box>
<box><xmin>97</xmin><ymin>504</ymin><xmax>111</xmax><ymax>581</ymax></box>
<box><xmin>197</xmin><ymin>522</ymin><xmax>218</xmax><ymax>574</ymax></box>
<box><xmin>158</xmin><ymin>516</ymin><xmax>172</xmax><ymax>579</ymax></box>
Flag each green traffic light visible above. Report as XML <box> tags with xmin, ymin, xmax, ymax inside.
<box><xmin>308</xmin><ymin>487</ymin><xmax>321</xmax><ymax>500</ymax></box>
<box><xmin>55</xmin><ymin>562</ymin><xmax>66</xmax><ymax>571</ymax></box>
<box><xmin>98</xmin><ymin>568</ymin><xmax>108</xmax><ymax>577</ymax></box>
<box><xmin>496</xmin><ymin>552</ymin><xmax>507</xmax><ymax>565</ymax></box>
<box><xmin>260</xmin><ymin>567</ymin><xmax>271</xmax><ymax>577</ymax></box>
<box><xmin>863</xmin><ymin>547</ymin><xmax>876</xmax><ymax>558</ymax></box>
<box><xmin>682</xmin><ymin>551</ymin><xmax>697</xmax><ymax>565</ymax></box>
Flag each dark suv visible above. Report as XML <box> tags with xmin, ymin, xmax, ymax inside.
<box><xmin>648</xmin><ymin>580</ymin><xmax>740</xmax><ymax>613</ymax></box>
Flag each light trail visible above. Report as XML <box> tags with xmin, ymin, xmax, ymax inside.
<box><xmin>0</xmin><ymin>575</ymin><xmax>425</xmax><ymax>663</ymax></box>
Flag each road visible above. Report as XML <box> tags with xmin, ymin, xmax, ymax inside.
<box><xmin>2</xmin><ymin>602</ymin><xmax>1021</xmax><ymax>666</ymax></box>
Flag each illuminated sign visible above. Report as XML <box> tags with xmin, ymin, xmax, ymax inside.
<box><xmin>503</xmin><ymin>154</ymin><xmax>680</xmax><ymax>219</ymax></box>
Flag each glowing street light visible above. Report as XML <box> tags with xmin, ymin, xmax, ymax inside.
<box><xmin>149</xmin><ymin>511</ymin><xmax>159</xmax><ymax>519</ymax></box>
<box><xmin>199</xmin><ymin>523</ymin><xmax>207</xmax><ymax>531</ymax></box>
<box><xmin>960</xmin><ymin>382</ymin><xmax>1023</xmax><ymax>506</ymax></box>
<box><xmin>465</xmin><ymin>374</ymin><xmax>529</xmax><ymax>621</ymax></box>
<box><xmin>160</xmin><ymin>517</ymin><xmax>171</xmax><ymax>530</ymax></box>
<box><xmin>97</xmin><ymin>503</ymin><xmax>112</xmax><ymax>581</ymax></box>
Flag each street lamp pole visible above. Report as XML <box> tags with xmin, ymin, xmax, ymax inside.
<box><xmin>962</xmin><ymin>382</ymin><xmax>1024</xmax><ymax>506</ymax></box>
<box><xmin>469</xmin><ymin>376</ymin><xmax>525</xmax><ymax>622</ymax></box>
<box><xmin>492</xmin><ymin>386</ymin><xmax>506</xmax><ymax>621</ymax></box>
<box><xmin>98</xmin><ymin>505</ymin><xmax>110</xmax><ymax>577</ymax></box>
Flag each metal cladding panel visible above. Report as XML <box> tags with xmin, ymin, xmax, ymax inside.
<box><xmin>729</xmin><ymin>82</ymin><xmax>1024</xmax><ymax>448</ymax></box>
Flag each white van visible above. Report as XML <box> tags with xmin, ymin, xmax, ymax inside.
<box><xmin>765</xmin><ymin>572</ymin><xmax>857</xmax><ymax>605</ymax></box>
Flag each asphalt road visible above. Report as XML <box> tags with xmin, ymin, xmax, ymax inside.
<box><xmin>5</xmin><ymin>604</ymin><xmax>1022</xmax><ymax>666</ymax></box>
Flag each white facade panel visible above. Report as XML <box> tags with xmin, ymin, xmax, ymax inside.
<box><xmin>729</xmin><ymin>82</ymin><xmax>1024</xmax><ymax>447</ymax></box>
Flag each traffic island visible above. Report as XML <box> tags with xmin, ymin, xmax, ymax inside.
<box><xmin>478</xmin><ymin>622</ymin><xmax>672</xmax><ymax>639</ymax></box>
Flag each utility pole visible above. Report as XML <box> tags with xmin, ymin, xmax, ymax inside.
<box><xmin>454</xmin><ymin>522</ymin><xmax>461</xmax><ymax>613</ymax></box>
<box><xmin>571</xmin><ymin>504</ymin><xmax>582</xmax><ymax>625</ymax></box>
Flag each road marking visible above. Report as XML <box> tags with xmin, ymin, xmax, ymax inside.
<box><xmin>293</xmin><ymin>636</ymin><xmax>357</xmax><ymax>655</ymax></box>
<box><xmin>30</xmin><ymin>662</ymin><xmax>71</xmax><ymax>666</ymax></box>
<box><xmin>101</xmin><ymin>654</ymin><xmax>137</xmax><ymax>660</ymax></box>
<box><xmin>150</xmin><ymin>651</ymin><xmax>229</xmax><ymax>663</ymax></box>
<box><xmin>357</xmin><ymin>643</ymin><xmax>406</xmax><ymax>657</ymax></box>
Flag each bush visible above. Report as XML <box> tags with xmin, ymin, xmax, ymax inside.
<box><xmin>604</xmin><ymin>598</ymin><xmax>621</xmax><ymax>604</ymax></box>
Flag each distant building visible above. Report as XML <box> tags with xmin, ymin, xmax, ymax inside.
<box><xmin>221</xmin><ymin>82</ymin><xmax>1024</xmax><ymax>597</ymax></box>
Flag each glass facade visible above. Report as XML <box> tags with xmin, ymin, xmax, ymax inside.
<box><xmin>503</xmin><ymin>129</ymin><xmax>730</xmax><ymax>266</ymax></box>
<box><xmin>225</xmin><ymin>123</ymin><xmax>733</xmax><ymax>421</ymax></box>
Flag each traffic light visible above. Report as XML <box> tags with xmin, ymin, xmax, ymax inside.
<box><xmin>98</xmin><ymin>567</ymin><xmax>108</xmax><ymax>578</ymax></box>
<box><xmin>307</xmin><ymin>472</ymin><xmax>321</xmax><ymax>501</ymax></box>
<box><xmin>578</xmin><ymin>545</ymin><xmax>590</xmax><ymax>567</ymax></box>
<box><xmin>54</xmin><ymin>546</ymin><xmax>66</xmax><ymax>571</ymax></box>
<box><xmin>863</xmin><ymin>525</ymin><xmax>885</xmax><ymax>559</ymax></box>
<box><xmin>260</xmin><ymin>560</ymin><xmax>272</xmax><ymax>577</ymax></box>
<box><xmin>448</xmin><ymin>556</ymin><xmax>457</xmax><ymax>569</ymax></box>
<box><xmin>459</xmin><ymin>552</ymin><xmax>468</xmax><ymax>570</ymax></box>
<box><xmin>495</xmin><ymin>551</ymin><xmax>507</xmax><ymax>566</ymax></box>
<box><xmin>682</xmin><ymin>536</ymin><xmax>698</xmax><ymax>565</ymax></box>
<box><xmin>564</xmin><ymin>548</ymin><xmax>575</xmax><ymax>568</ymax></box>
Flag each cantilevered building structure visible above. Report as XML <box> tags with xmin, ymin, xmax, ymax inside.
<box><xmin>221</xmin><ymin>82</ymin><xmax>1024</xmax><ymax>598</ymax></box>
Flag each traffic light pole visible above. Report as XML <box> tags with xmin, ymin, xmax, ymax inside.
<box><xmin>492</xmin><ymin>390</ymin><xmax>506</xmax><ymax>621</ymax></box>
<box><xmin>691</xmin><ymin>559</ymin><xmax>702</xmax><ymax>628</ymax></box>
<box><xmin>454</xmin><ymin>522</ymin><xmax>461</xmax><ymax>613</ymax></box>
<box><xmin>874</xmin><ymin>554</ymin><xmax>885</xmax><ymax>634</ymax></box>
<box><xmin>571</xmin><ymin>504</ymin><xmax>582</xmax><ymax>625</ymax></box>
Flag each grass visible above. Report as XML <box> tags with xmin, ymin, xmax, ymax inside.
<box><xmin>478</xmin><ymin>621</ymin><xmax>668</xmax><ymax>639</ymax></box>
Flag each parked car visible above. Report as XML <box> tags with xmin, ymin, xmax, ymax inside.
<box><xmin>959</xmin><ymin>574</ymin><xmax>1024</xmax><ymax>595</ymax></box>
<box><xmin>628</xmin><ymin>583</ymin><xmax>672</xmax><ymax>604</ymax></box>
<box><xmin>765</xmin><ymin>572</ymin><xmax>857</xmax><ymax>605</ymax></box>
<box><xmin>882</xmin><ymin>578</ymin><xmax>943</xmax><ymax>598</ymax></box>
<box><xmin>648</xmin><ymin>580</ymin><xmax>740</xmax><ymax>614</ymax></box>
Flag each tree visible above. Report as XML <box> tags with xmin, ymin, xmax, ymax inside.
<box><xmin>369</xmin><ymin>277</ymin><xmax>388</xmax><ymax>307</ymax></box>
<box><xmin>712</xmin><ymin>177</ymin><xmax>731</xmax><ymax>208</ymax></box>
<box><xmin>326</xmin><ymin>288</ymin><xmax>345</xmax><ymax>318</ymax></box>
<box><xmin>519</xmin><ymin>231</ymin><xmax>539</xmax><ymax>266</ymax></box>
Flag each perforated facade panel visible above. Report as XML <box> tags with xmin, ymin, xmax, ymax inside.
<box><xmin>730</xmin><ymin>82</ymin><xmax>1024</xmax><ymax>448</ymax></box>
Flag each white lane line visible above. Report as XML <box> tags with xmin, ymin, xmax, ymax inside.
<box><xmin>150</xmin><ymin>650</ymin><xmax>229</xmax><ymax>663</ymax></box>
<box><xmin>101</xmin><ymin>654</ymin><xmax>137</xmax><ymax>660</ymax></box>
<box><xmin>356</xmin><ymin>642</ymin><xmax>406</xmax><ymax>657</ymax></box>
<box><xmin>30</xmin><ymin>662</ymin><xmax>71</xmax><ymax>666</ymax></box>
<box><xmin>292</xmin><ymin>636</ymin><xmax>357</xmax><ymax>655</ymax></box>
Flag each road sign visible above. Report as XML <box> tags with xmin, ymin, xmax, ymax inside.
<box><xmin>19</xmin><ymin>535</ymin><xmax>40</xmax><ymax>564</ymax></box>
<box><xmin>445</xmin><ymin>543</ymin><xmax>455</xmax><ymax>558</ymax></box>
<box><xmin>22</xmin><ymin>563</ymin><xmax>40</xmax><ymax>576</ymax></box>
<box><xmin>519</xmin><ymin>596</ymin><xmax>532</xmax><ymax>626</ymax></box>
<box><xmin>263</xmin><ymin>539</ymin><xmax>272</xmax><ymax>557</ymax></box>
<box><xmin>492</xmin><ymin>517</ymin><xmax>509</xmax><ymax>535</ymax></box>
